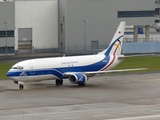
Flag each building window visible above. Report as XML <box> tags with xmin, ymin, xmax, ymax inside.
<box><xmin>63</xmin><ymin>16</ymin><xmax>65</xmax><ymax>22</ymax></box>
<box><xmin>155</xmin><ymin>0</ymin><xmax>160</xmax><ymax>4</ymax></box>
<box><xmin>0</xmin><ymin>31</ymin><xmax>14</xmax><ymax>38</ymax></box>
<box><xmin>155</xmin><ymin>20</ymin><xmax>160</xmax><ymax>23</ymax></box>
<box><xmin>60</xmin><ymin>24</ymin><xmax>64</xmax><ymax>33</ymax></box>
<box><xmin>155</xmin><ymin>8</ymin><xmax>160</xmax><ymax>17</ymax></box>
<box><xmin>118</xmin><ymin>11</ymin><xmax>155</xmax><ymax>18</ymax></box>
<box><xmin>0</xmin><ymin>47</ymin><xmax>14</xmax><ymax>54</ymax></box>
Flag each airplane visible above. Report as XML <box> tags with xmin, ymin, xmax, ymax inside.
<box><xmin>6</xmin><ymin>21</ymin><xmax>147</xmax><ymax>90</ymax></box>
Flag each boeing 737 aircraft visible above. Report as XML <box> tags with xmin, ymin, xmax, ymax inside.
<box><xmin>6</xmin><ymin>22</ymin><xmax>147</xmax><ymax>89</ymax></box>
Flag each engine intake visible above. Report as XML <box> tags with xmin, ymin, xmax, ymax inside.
<box><xmin>69</xmin><ymin>74</ymin><xmax>87</xmax><ymax>84</ymax></box>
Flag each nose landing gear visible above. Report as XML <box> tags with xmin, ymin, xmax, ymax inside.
<box><xmin>19</xmin><ymin>84</ymin><xmax>24</xmax><ymax>90</ymax></box>
<box><xmin>14</xmin><ymin>81</ymin><xmax>24</xmax><ymax>90</ymax></box>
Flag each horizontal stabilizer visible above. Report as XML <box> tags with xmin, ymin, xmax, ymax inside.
<box><xmin>118</xmin><ymin>54</ymin><xmax>155</xmax><ymax>59</ymax></box>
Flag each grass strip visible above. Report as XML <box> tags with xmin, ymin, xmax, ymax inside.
<box><xmin>0</xmin><ymin>63</ymin><xmax>15</xmax><ymax>79</ymax></box>
<box><xmin>0</xmin><ymin>56</ymin><xmax>160</xmax><ymax>79</ymax></box>
<box><xmin>113</xmin><ymin>56</ymin><xmax>160</xmax><ymax>72</ymax></box>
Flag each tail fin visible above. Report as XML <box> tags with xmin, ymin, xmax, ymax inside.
<box><xmin>98</xmin><ymin>21</ymin><xmax>126</xmax><ymax>55</ymax></box>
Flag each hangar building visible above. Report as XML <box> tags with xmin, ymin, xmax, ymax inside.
<box><xmin>58</xmin><ymin>0</ymin><xmax>154</xmax><ymax>52</ymax></box>
<box><xmin>0</xmin><ymin>0</ymin><xmax>155</xmax><ymax>54</ymax></box>
<box><xmin>0</xmin><ymin>0</ymin><xmax>58</xmax><ymax>53</ymax></box>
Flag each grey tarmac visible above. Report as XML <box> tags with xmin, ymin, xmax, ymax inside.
<box><xmin>0</xmin><ymin>72</ymin><xmax>160</xmax><ymax>120</ymax></box>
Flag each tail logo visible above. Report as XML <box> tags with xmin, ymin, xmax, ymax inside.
<box><xmin>114</xmin><ymin>43</ymin><xmax>120</xmax><ymax>50</ymax></box>
<box><xmin>104</xmin><ymin>35</ymin><xmax>123</xmax><ymax>55</ymax></box>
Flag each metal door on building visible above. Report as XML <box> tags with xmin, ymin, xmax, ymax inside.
<box><xmin>91</xmin><ymin>41</ymin><xmax>99</xmax><ymax>49</ymax></box>
<box><xmin>18</xmin><ymin>28</ymin><xmax>32</xmax><ymax>53</ymax></box>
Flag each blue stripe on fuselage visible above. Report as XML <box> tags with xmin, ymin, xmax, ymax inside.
<box><xmin>7</xmin><ymin>55</ymin><xmax>110</xmax><ymax>79</ymax></box>
<box><xmin>7</xmin><ymin>69</ymin><xmax>63</xmax><ymax>78</ymax></box>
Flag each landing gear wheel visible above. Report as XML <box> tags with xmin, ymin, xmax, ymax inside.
<box><xmin>19</xmin><ymin>84</ymin><xmax>24</xmax><ymax>90</ymax></box>
<box><xmin>55</xmin><ymin>79</ymin><xmax>63</xmax><ymax>85</ymax></box>
<box><xmin>55</xmin><ymin>79</ymin><xmax>59</xmax><ymax>85</ymax></box>
<box><xmin>78</xmin><ymin>83</ymin><xmax>86</xmax><ymax>86</ymax></box>
<box><xmin>60</xmin><ymin>79</ymin><xmax>63</xmax><ymax>85</ymax></box>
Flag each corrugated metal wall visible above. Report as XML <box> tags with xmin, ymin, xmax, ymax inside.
<box><xmin>122</xmin><ymin>42</ymin><xmax>160</xmax><ymax>54</ymax></box>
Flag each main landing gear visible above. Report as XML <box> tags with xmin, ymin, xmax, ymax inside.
<box><xmin>78</xmin><ymin>83</ymin><xmax>86</xmax><ymax>86</ymax></box>
<box><xmin>55</xmin><ymin>79</ymin><xmax>63</xmax><ymax>85</ymax></box>
<box><xmin>19</xmin><ymin>84</ymin><xmax>24</xmax><ymax>90</ymax></box>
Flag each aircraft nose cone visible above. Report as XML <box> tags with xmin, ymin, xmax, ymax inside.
<box><xmin>6</xmin><ymin>71</ymin><xmax>12</xmax><ymax>77</ymax></box>
<box><xmin>6</xmin><ymin>71</ymin><xmax>10</xmax><ymax>77</ymax></box>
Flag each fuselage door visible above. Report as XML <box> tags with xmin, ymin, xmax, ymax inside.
<box><xmin>28</xmin><ymin>62</ymin><xmax>35</xmax><ymax>74</ymax></box>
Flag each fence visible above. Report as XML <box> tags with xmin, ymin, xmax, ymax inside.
<box><xmin>1</xmin><ymin>42</ymin><xmax>160</xmax><ymax>57</ymax></box>
<box><xmin>122</xmin><ymin>42</ymin><xmax>160</xmax><ymax>54</ymax></box>
<box><xmin>62</xmin><ymin>45</ymin><xmax>108</xmax><ymax>54</ymax></box>
<box><xmin>0</xmin><ymin>46</ymin><xmax>59</xmax><ymax>57</ymax></box>
<box><xmin>62</xmin><ymin>42</ymin><xmax>160</xmax><ymax>54</ymax></box>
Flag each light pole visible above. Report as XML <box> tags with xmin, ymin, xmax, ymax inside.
<box><xmin>83</xmin><ymin>20</ymin><xmax>88</xmax><ymax>51</ymax></box>
<box><xmin>3</xmin><ymin>22</ymin><xmax>9</xmax><ymax>57</ymax></box>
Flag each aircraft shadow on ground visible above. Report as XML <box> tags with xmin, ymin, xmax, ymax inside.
<box><xmin>0</xmin><ymin>86</ymin><xmax>19</xmax><ymax>92</ymax></box>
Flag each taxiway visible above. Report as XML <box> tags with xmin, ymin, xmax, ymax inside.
<box><xmin>0</xmin><ymin>72</ymin><xmax>160</xmax><ymax>120</ymax></box>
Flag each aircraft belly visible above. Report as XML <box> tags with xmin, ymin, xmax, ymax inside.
<box><xmin>12</xmin><ymin>74</ymin><xmax>59</xmax><ymax>82</ymax></box>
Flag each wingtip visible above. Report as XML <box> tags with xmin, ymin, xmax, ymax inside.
<box><xmin>142</xmin><ymin>68</ymin><xmax>148</xmax><ymax>70</ymax></box>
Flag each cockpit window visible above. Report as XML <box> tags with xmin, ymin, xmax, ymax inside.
<box><xmin>12</xmin><ymin>66</ymin><xmax>24</xmax><ymax>70</ymax></box>
<box><xmin>18</xmin><ymin>66</ymin><xmax>23</xmax><ymax>70</ymax></box>
<box><xmin>12</xmin><ymin>67</ymin><xmax>18</xmax><ymax>69</ymax></box>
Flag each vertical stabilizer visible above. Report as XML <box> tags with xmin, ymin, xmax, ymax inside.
<box><xmin>98</xmin><ymin>21</ymin><xmax>126</xmax><ymax>55</ymax></box>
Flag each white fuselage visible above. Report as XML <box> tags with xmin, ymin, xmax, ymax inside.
<box><xmin>6</xmin><ymin>54</ymin><xmax>123</xmax><ymax>82</ymax></box>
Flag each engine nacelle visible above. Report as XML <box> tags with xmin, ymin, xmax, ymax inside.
<box><xmin>69</xmin><ymin>74</ymin><xmax>88</xmax><ymax>84</ymax></box>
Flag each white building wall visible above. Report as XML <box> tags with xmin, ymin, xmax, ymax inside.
<box><xmin>15</xmin><ymin>0</ymin><xmax>58</xmax><ymax>50</ymax></box>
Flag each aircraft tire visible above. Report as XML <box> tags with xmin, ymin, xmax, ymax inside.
<box><xmin>60</xmin><ymin>79</ymin><xmax>63</xmax><ymax>85</ymax></box>
<box><xmin>55</xmin><ymin>79</ymin><xmax>59</xmax><ymax>85</ymax></box>
<box><xmin>19</xmin><ymin>84</ymin><xmax>24</xmax><ymax>90</ymax></box>
<box><xmin>78</xmin><ymin>83</ymin><xmax>86</xmax><ymax>86</ymax></box>
<box><xmin>56</xmin><ymin>79</ymin><xmax>63</xmax><ymax>85</ymax></box>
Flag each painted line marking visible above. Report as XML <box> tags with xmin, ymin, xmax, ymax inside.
<box><xmin>93</xmin><ymin>114</ymin><xmax>108</xmax><ymax>117</ymax></box>
<box><xmin>122</xmin><ymin>112</ymin><xmax>137</xmax><ymax>115</ymax></box>
<box><xmin>1</xmin><ymin>103</ymin><xmax>160</xmax><ymax>119</ymax></box>
<box><xmin>104</xmin><ymin>114</ymin><xmax>160</xmax><ymax>120</ymax></box>
<box><xmin>62</xmin><ymin>117</ymin><xmax>79</xmax><ymax>119</ymax></box>
<box><xmin>141</xmin><ymin>79</ymin><xmax>160</xmax><ymax>82</ymax></box>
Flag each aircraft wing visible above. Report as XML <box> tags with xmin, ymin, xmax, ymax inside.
<box><xmin>63</xmin><ymin>68</ymin><xmax>148</xmax><ymax>76</ymax></box>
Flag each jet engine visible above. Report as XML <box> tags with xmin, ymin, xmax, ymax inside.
<box><xmin>69</xmin><ymin>74</ymin><xmax>88</xmax><ymax>86</ymax></box>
